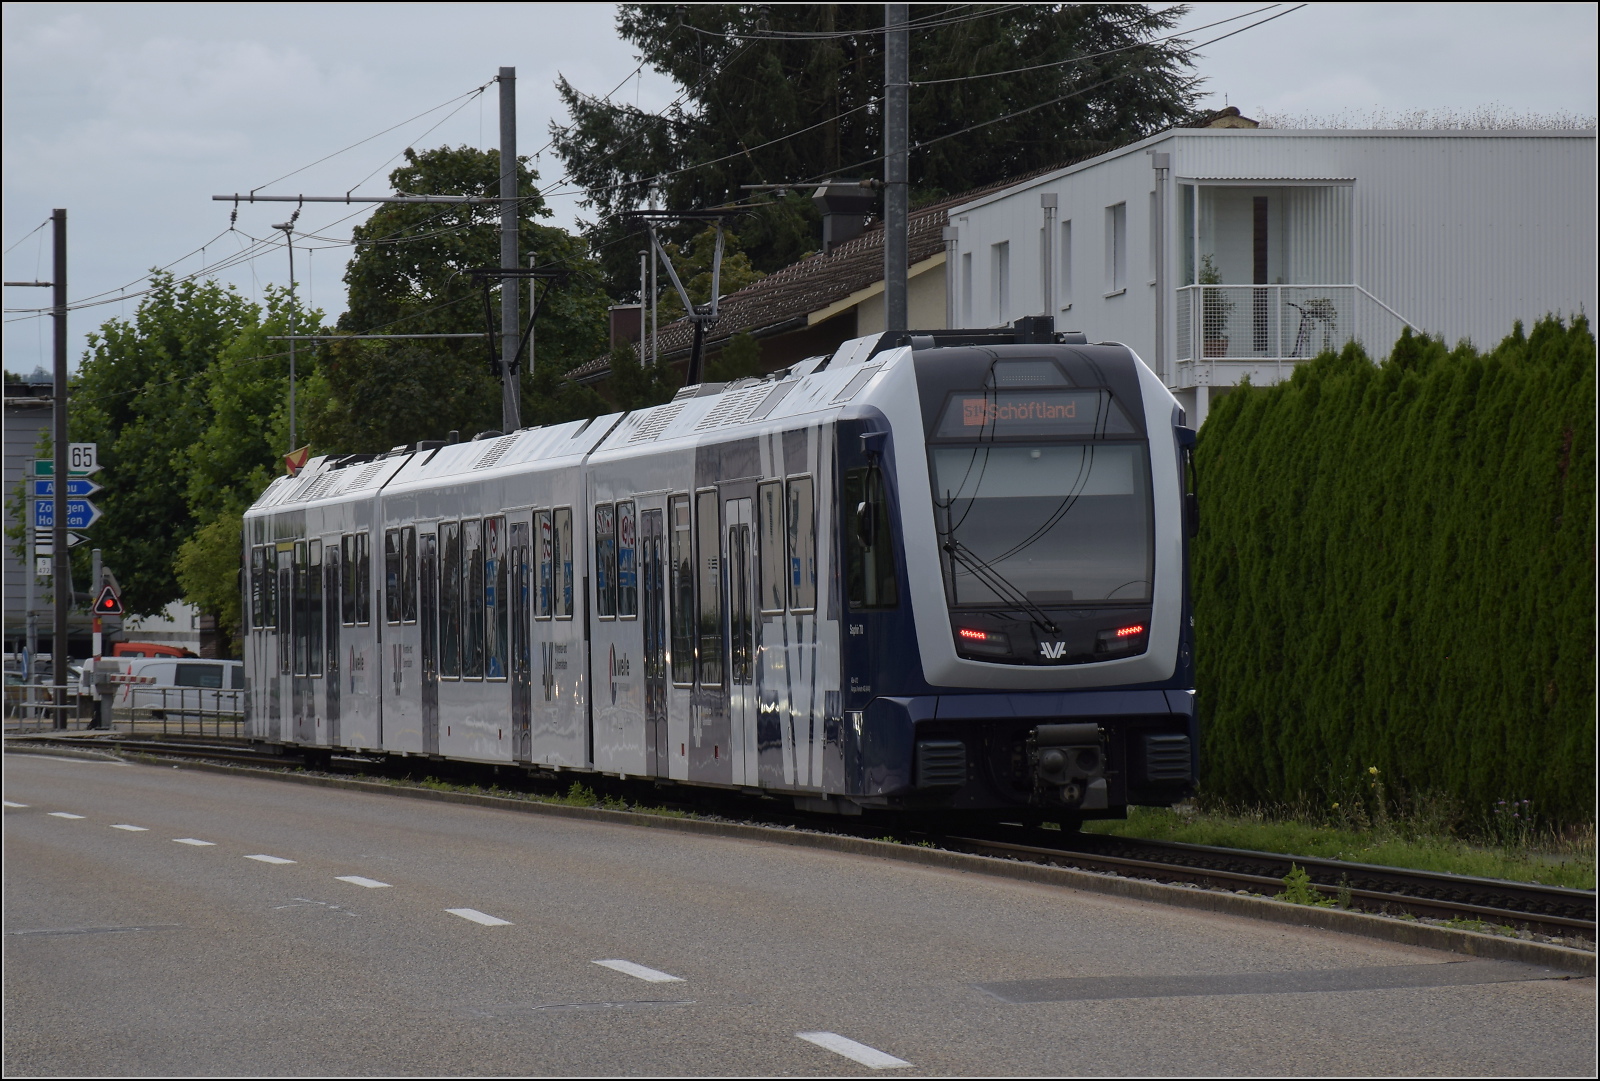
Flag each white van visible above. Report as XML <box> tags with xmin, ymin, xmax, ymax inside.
<box><xmin>94</xmin><ymin>657</ymin><xmax>244</xmax><ymax>715</ymax></box>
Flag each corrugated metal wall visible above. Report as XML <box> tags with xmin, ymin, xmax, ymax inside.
<box><xmin>952</xmin><ymin>129</ymin><xmax>1595</xmax><ymax>370</ymax></box>
<box><xmin>1174</xmin><ymin>130</ymin><xmax>1597</xmax><ymax>352</ymax></box>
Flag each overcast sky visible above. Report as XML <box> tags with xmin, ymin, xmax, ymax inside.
<box><xmin>4</xmin><ymin>2</ymin><xmax>1596</xmax><ymax>374</ymax></box>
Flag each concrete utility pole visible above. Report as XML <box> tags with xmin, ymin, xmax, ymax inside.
<box><xmin>51</xmin><ymin>208</ymin><xmax>67</xmax><ymax>728</ymax></box>
<box><xmin>499</xmin><ymin>66</ymin><xmax>520</xmax><ymax>431</ymax></box>
<box><xmin>273</xmin><ymin>220</ymin><xmax>298</xmax><ymax>451</ymax></box>
<box><xmin>883</xmin><ymin>3</ymin><xmax>909</xmax><ymax>333</ymax></box>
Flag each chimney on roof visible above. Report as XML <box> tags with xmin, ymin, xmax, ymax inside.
<box><xmin>609</xmin><ymin>304</ymin><xmax>642</xmax><ymax>351</ymax></box>
<box><xmin>813</xmin><ymin>179</ymin><xmax>877</xmax><ymax>255</ymax></box>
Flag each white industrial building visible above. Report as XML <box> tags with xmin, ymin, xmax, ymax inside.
<box><xmin>945</xmin><ymin>127</ymin><xmax>1597</xmax><ymax>424</ymax></box>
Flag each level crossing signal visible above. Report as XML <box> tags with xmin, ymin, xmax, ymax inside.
<box><xmin>93</xmin><ymin>585</ymin><xmax>123</xmax><ymax>616</ymax></box>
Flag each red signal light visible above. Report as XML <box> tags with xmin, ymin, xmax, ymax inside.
<box><xmin>93</xmin><ymin>585</ymin><xmax>123</xmax><ymax>616</ymax></box>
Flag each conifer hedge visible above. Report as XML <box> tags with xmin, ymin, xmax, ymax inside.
<box><xmin>1193</xmin><ymin>316</ymin><xmax>1595</xmax><ymax>824</ymax></box>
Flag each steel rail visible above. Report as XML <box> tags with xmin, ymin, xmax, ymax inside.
<box><xmin>936</xmin><ymin>831</ymin><xmax>1595</xmax><ymax>937</ymax></box>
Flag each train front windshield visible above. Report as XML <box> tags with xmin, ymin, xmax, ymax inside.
<box><xmin>929</xmin><ymin>384</ymin><xmax>1153</xmax><ymax>609</ymax></box>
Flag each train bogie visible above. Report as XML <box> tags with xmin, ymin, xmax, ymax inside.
<box><xmin>241</xmin><ymin>322</ymin><xmax>1197</xmax><ymax>819</ymax></box>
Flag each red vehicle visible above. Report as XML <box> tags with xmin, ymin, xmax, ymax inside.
<box><xmin>112</xmin><ymin>642</ymin><xmax>195</xmax><ymax>659</ymax></box>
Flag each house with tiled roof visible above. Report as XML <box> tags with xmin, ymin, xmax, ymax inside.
<box><xmin>568</xmin><ymin>193</ymin><xmax>959</xmax><ymax>387</ymax></box>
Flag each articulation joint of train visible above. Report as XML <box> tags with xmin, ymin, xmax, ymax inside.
<box><xmin>241</xmin><ymin>316</ymin><xmax>1199</xmax><ymax>823</ymax></box>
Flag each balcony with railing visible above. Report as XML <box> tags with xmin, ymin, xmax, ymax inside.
<box><xmin>1169</xmin><ymin>182</ymin><xmax>1413</xmax><ymax>388</ymax></box>
<box><xmin>1175</xmin><ymin>283</ymin><xmax>1416</xmax><ymax>370</ymax></box>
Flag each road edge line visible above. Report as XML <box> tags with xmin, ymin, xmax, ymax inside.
<box><xmin>7</xmin><ymin>740</ymin><xmax>1593</xmax><ymax>976</ymax></box>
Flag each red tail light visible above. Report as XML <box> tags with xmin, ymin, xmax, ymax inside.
<box><xmin>1115</xmin><ymin>624</ymin><xmax>1145</xmax><ymax>638</ymax></box>
<box><xmin>959</xmin><ymin>628</ymin><xmax>991</xmax><ymax>641</ymax></box>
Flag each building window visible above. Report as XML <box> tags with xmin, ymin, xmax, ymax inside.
<box><xmin>960</xmin><ymin>252</ymin><xmax>973</xmax><ymax>325</ymax></box>
<box><xmin>991</xmin><ymin>241</ymin><xmax>1010</xmax><ymax>325</ymax></box>
<box><xmin>1060</xmin><ymin>220</ymin><xmax>1073</xmax><ymax>308</ymax></box>
<box><xmin>1105</xmin><ymin>203</ymin><xmax>1126</xmax><ymax>295</ymax></box>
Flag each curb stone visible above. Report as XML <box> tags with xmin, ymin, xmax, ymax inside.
<box><xmin>5</xmin><ymin>737</ymin><xmax>1595</xmax><ymax>977</ymax></box>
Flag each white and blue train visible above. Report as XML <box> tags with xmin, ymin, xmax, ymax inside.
<box><xmin>241</xmin><ymin>324</ymin><xmax>1199</xmax><ymax>819</ymax></box>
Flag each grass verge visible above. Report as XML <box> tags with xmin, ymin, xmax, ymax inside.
<box><xmin>1084</xmin><ymin>804</ymin><xmax>1595</xmax><ymax>890</ymax></box>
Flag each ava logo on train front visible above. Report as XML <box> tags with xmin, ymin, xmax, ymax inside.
<box><xmin>1039</xmin><ymin>641</ymin><xmax>1068</xmax><ymax>659</ymax></box>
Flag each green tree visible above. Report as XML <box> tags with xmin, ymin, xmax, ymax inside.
<box><xmin>706</xmin><ymin>331</ymin><xmax>763</xmax><ymax>383</ymax></box>
<box><xmin>182</xmin><ymin>286</ymin><xmax>320</xmax><ymax>526</ymax></box>
<box><xmin>1194</xmin><ymin>317</ymin><xmax>1595</xmax><ymax>824</ymax></box>
<box><xmin>311</xmin><ymin>145</ymin><xmax>611</xmax><ymax>450</ymax></box>
<box><xmin>71</xmin><ymin>273</ymin><xmax>262</xmax><ymax>617</ymax></box>
<box><xmin>174</xmin><ymin>509</ymin><xmax>245</xmax><ymax>656</ymax></box>
<box><xmin>652</xmin><ymin>226</ymin><xmax>766</xmax><ymax>323</ymax></box>
<box><xmin>554</xmin><ymin>4</ymin><xmax>1200</xmax><ymax>290</ymax></box>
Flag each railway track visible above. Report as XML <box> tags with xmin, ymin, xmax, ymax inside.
<box><xmin>931</xmin><ymin>829</ymin><xmax>1595</xmax><ymax>940</ymax></box>
<box><xmin>12</xmin><ymin>732</ymin><xmax>1593</xmax><ymax>942</ymax></box>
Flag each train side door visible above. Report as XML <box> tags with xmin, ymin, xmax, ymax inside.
<box><xmin>724</xmin><ymin>496</ymin><xmax>756</xmax><ymax>786</ymax></box>
<box><xmin>510</xmin><ymin>520</ymin><xmax>532</xmax><ymax>762</ymax></box>
<box><xmin>641</xmin><ymin>508</ymin><xmax>667</xmax><ymax>776</ymax></box>
<box><xmin>324</xmin><ymin>538</ymin><xmax>341</xmax><ymax>746</ymax></box>
<box><xmin>420</xmin><ymin>530</ymin><xmax>439</xmax><ymax>754</ymax></box>
<box><xmin>274</xmin><ymin>546</ymin><xmax>291</xmax><ymax>740</ymax></box>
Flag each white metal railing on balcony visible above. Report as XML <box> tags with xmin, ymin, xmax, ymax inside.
<box><xmin>1175</xmin><ymin>284</ymin><xmax>1419</xmax><ymax>366</ymax></box>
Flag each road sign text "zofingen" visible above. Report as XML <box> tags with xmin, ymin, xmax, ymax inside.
<box><xmin>34</xmin><ymin>499</ymin><xmax>102</xmax><ymax>530</ymax></box>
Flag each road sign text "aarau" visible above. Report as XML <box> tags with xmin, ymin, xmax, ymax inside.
<box><xmin>32</xmin><ymin>478</ymin><xmax>103</xmax><ymax>499</ymax></box>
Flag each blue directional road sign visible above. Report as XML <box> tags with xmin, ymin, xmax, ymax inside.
<box><xmin>33</xmin><ymin>498</ymin><xmax>102</xmax><ymax>530</ymax></box>
<box><xmin>31</xmin><ymin>478</ymin><xmax>103</xmax><ymax>499</ymax></box>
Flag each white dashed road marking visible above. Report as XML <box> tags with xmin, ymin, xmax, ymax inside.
<box><xmin>172</xmin><ymin>838</ymin><xmax>215</xmax><ymax>846</ymax></box>
<box><xmin>244</xmin><ymin>854</ymin><xmax>297</xmax><ymax>865</ymax></box>
<box><xmin>3</xmin><ymin>801</ymin><xmax>28</xmax><ymax>808</ymax></box>
<box><xmin>335</xmin><ymin>876</ymin><xmax>391</xmax><ymax>889</ymax></box>
<box><xmin>110</xmin><ymin>824</ymin><xmax>149</xmax><ymax>832</ymax></box>
<box><xmin>48</xmin><ymin>812</ymin><xmax>85</xmax><ymax>819</ymax></box>
<box><xmin>796</xmin><ymin>1032</ymin><xmax>911</xmax><ymax>1070</ymax></box>
<box><xmin>445</xmin><ymin>908</ymin><xmax>512</xmax><ymax>926</ymax></box>
<box><xmin>593</xmin><ymin>959</ymin><xmax>685</xmax><ymax>983</ymax></box>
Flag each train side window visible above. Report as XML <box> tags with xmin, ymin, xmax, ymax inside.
<box><xmin>252</xmin><ymin>547</ymin><xmax>269</xmax><ymax>628</ymax></box>
<box><xmin>669</xmin><ymin>495</ymin><xmax>693</xmax><ymax>685</ymax></box>
<box><xmin>786</xmin><ymin>476</ymin><xmax>817</xmax><ymax>612</ymax></box>
<box><xmin>341</xmin><ymin>535</ymin><xmax>357</xmax><ymax>626</ymax></box>
<box><xmin>401</xmin><ymin>526</ymin><xmax>417</xmax><ymax>623</ymax></box>
<box><xmin>534</xmin><ymin>510</ymin><xmax>552</xmax><ymax>619</ymax></box>
<box><xmin>845</xmin><ymin>468</ymin><xmax>898</xmax><ymax>609</ymax></box>
<box><xmin>259</xmin><ymin>547</ymin><xmax>276</xmax><ymax>630</ymax></box>
<box><xmin>356</xmin><ymin>532</ymin><xmax>371</xmax><ymax>625</ymax></box>
<box><xmin>307</xmin><ymin>540</ymin><xmax>324</xmax><ymax>676</ymax></box>
<box><xmin>695</xmin><ymin>489</ymin><xmax>723</xmax><ymax>687</ymax></box>
<box><xmin>756</xmin><ymin>482</ymin><xmax>785</xmax><ymax>614</ymax></box>
<box><xmin>616</xmin><ymin>500</ymin><xmax>637</xmax><ymax>619</ymax></box>
<box><xmin>594</xmin><ymin>503</ymin><xmax>617</xmax><ymax>619</ymax></box>
<box><xmin>485</xmin><ymin>515</ymin><xmax>507</xmax><ymax>680</ymax></box>
<box><xmin>439</xmin><ymin>521</ymin><xmax>461</xmax><ymax>678</ymax></box>
<box><xmin>554</xmin><ymin>507</ymin><xmax>574</xmax><ymax>619</ymax></box>
<box><xmin>385</xmin><ymin>529</ymin><xmax>402</xmax><ymax>624</ymax></box>
<box><xmin>463</xmin><ymin>518</ymin><xmax>485</xmax><ymax>678</ymax></box>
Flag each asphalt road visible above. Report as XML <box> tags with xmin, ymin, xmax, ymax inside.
<box><xmin>4</xmin><ymin>751</ymin><xmax>1595</xmax><ymax>1076</ymax></box>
